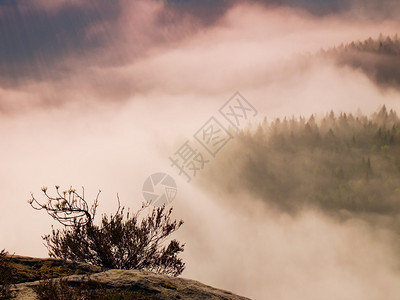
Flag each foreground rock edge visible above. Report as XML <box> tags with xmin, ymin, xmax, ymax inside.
<box><xmin>11</xmin><ymin>267</ymin><xmax>251</xmax><ymax>300</ymax></box>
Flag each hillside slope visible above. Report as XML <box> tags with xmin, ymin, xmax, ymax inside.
<box><xmin>202</xmin><ymin>107</ymin><xmax>400</xmax><ymax>217</ymax></box>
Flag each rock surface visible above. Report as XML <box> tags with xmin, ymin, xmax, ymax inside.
<box><xmin>8</xmin><ymin>255</ymin><xmax>101</xmax><ymax>284</ymax></box>
<box><xmin>9</xmin><ymin>257</ymin><xmax>251</xmax><ymax>299</ymax></box>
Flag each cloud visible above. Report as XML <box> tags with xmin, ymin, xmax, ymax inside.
<box><xmin>168</xmin><ymin>0</ymin><xmax>400</xmax><ymax>18</ymax></box>
<box><xmin>177</xmin><ymin>192</ymin><xmax>400</xmax><ymax>299</ymax></box>
<box><xmin>1</xmin><ymin>0</ymin><xmax>399</xmax><ymax>91</ymax></box>
<box><xmin>0</xmin><ymin>0</ymin><xmax>231</xmax><ymax>87</ymax></box>
<box><xmin>1</xmin><ymin>1</ymin><xmax>399</xmax><ymax>112</ymax></box>
<box><xmin>0</xmin><ymin>0</ymin><xmax>119</xmax><ymax>85</ymax></box>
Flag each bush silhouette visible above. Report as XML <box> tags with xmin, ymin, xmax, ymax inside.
<box><xmin>30</xmin><ymin>186</ymin><xmax>185</xmax><ymax>276</ymax></box>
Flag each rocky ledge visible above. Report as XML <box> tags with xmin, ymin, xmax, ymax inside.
<box><xmin>8</xmin><ymin>256</ymin><xmax>250</xmax><ymax>300</ymax></box>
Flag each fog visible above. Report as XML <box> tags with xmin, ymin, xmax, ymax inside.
<box><xmin>1</xmin><ymin>1</ymin><xmax>400</xmax><ymax>299</ymax></box>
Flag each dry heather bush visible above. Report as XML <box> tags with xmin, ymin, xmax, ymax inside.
<box><xmin>30</xmin><ymin>186</ymin><xmax>185</xmax><ymax>276</ymax></box>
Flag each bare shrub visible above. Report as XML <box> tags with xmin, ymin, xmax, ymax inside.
<box><xmin>29</xmin><ymin>186</ymin><xmax>185</xmax><ymax>276</ymax></box>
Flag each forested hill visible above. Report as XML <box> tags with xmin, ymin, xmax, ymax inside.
<box><xmin>322</xmin><ymin>35</ymin><xmax>400</xmax><ymax>88</ymax></box>
<box><xmin>328</xmin><ymin>35</ymin><xmax>400</xmax><ymax>56</ymax></box>
<box><xmin>203</xmin><ymin>107</ymin><xmax>400</xmax><ymax>215</ymax></box>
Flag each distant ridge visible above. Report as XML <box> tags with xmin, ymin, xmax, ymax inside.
<box><xmin>322</xmin><ymin>35</ymin><xmax>400</xmax><ymax>88</ymax></box>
